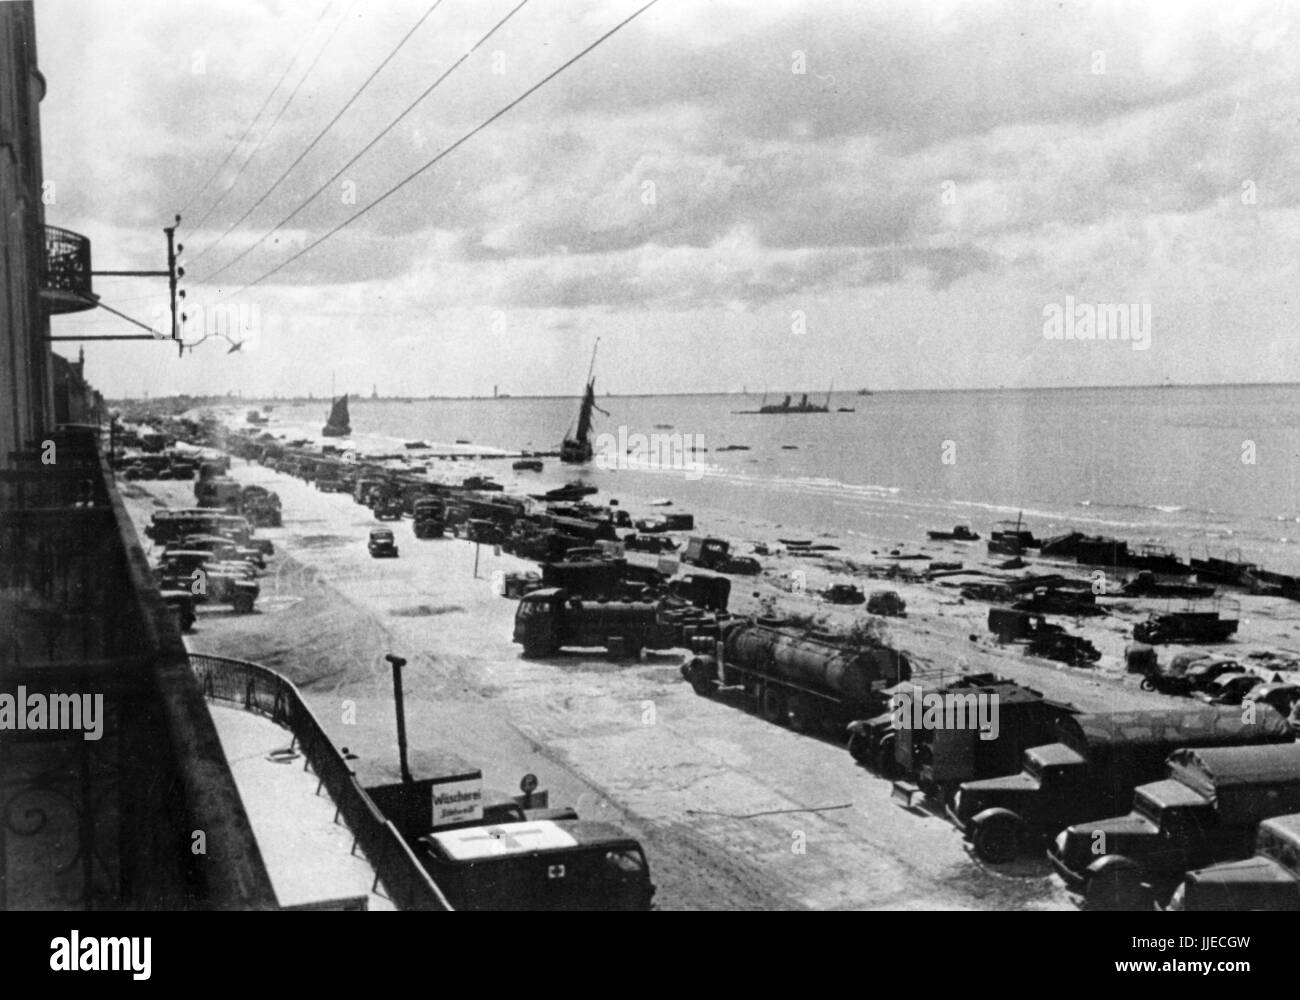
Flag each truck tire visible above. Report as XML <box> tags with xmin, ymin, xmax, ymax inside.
<box><xmin>232</xmin><ymin>592</ymin><xmax>255</xmax><ymax>614</ymax></box>
<box><xmin>847</xmin><ymin>731</ymin><xmax>875</xmax><ymax>766</ymax></box>
<box><xmin>1084</xmin><ymin>856</ymin><xmax>1152</xmax><ymax>911</ymax></box>
<box><xmin>874</xmin><ymin>733</ymin><xmax>901</xmax><ymax>779</ymax></box>
<box><xmin>761</xmin><ymin>687</ymin><xmax>786</xmax><ymax>725</ymax></box>
<box><xmin>971</xmin><ymin>809</ymin><xmax>1024</xmax><ymax>864</ymax></box>
<box><xmin>785</xmin><ymin>694</ymin><xmax>816</xmax><ymax>733</ymax></box>
<box><xmin>1139</xmin><ymin>676</ymin><xmax>1157</xmax><ymax>692</ymax></box>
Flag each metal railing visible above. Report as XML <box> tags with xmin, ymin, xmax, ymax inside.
<box><xmin>188</xmin><ymin>653</ymin><xmax>453</xmax><ymax>911</ymax></box>
<box><xmin>1</xmin><ymin>425</ymin><xmax>277</xmax><ymax>909</ymax></box>
<box><xmin>39</xmin><ymin>225</ymin><xmax>95</xmax><ymax>314</ymax></box>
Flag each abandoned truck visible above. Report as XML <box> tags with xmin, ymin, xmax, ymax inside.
<box><xmin>845</xmin><ymin>675</ymin><xmax>1077</xmax><ymax>806</ymax></box>
<box><xmin>1133</xmin><ymin>605</ymin><xmax>1240</xmax><ymax>644</ymax></box>
<box><xmin>1048</xmin><ymin>742</ymin><xmax>1300</xmax><ymax>910</ymax></box>
<box><xmin>680</xmin><ymin>620</ymin><xmax>910</xmax><ymax>735</ymax></box>
<box><xmin>1166</xmin><ymin>813</ymin><xmax>1300</xmax><ymax>911</ymax></box>
<box><xmin>512</xmin><ymin>588</ymin><xmax>722</xmax><ymax>658</ymax></box>
<box><xmin>950</xmin><ymin>704</ymin><xmax>1291</xmax><ymax>864</ymax></box>
<box><xmin>681</xmin><ymin>536</ymin><xmax>762</xmax><ymax>576</ymax></box>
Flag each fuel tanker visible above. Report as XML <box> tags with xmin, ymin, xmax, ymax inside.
<box><xmin>680</xmin><ymin>619</ymin><xmax>911</xmax><ymax>735</ymax></box>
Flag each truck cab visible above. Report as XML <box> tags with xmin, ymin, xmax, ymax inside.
<box><xmin>1049</xmin><ymin>742</ymin><xmax>1300</xmax><ymax>909</ymax></box>
<box><xmin>1167</xmin><ymin>813</ymin><xmax>1300</xmax><ymax>911</ymax></box>
<box><xmin>954</xmin><ymin>704</ymin><xmax>1292</xmax><ymax>864</ymax></box>
<box><xmin>418</xmin><ymin>819</ymin><xmax>655</xmax><ymax>911</ymax></box>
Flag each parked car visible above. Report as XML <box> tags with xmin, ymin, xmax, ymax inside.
<box><xmin>867</xmin><ymin>590</ymin><xmax>906</xmax><ymax>617</ymax></box>
<box><xmin>368</xmin><ymin>528</ymin><xmax>399</xmax><ymax>559</ymax></box>
<box><xmin>1194</xmin><ymin>672</ymin><xmax>1264</xmax><ymax>706</ymax></box>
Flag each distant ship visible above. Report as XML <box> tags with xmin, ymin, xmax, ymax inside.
<box><xmin>322</xmin><ymin>393</ymin><xmax>351</xmax><ymax>437</ymax></box>
<box><xmin>857</xmin><ymin>387</ymin><xmax>873</xmax><ymax>396</ymax></box>
<box><xmin>759</xmin><ymin>393</ymin><xmax>829</xmax><ymax>414</ymax></box>
<box><xmin>560</xmin><ymin>342</ymin><xmax>608</xmax><ymax>464</ymax></box>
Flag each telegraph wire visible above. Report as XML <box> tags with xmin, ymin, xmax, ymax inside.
<box><xmin>191</xmin><ymin>0</ymin><xmax>448</xmax><ymax>279</ymax></box>
<box><xmin>225</xmin><ymin>0</ymin><xmax>662</xmax><ymax>297</ymax></box>
<box><xmin>178</xmin><ymin>0</ymin><xmax>335</xmax><ymax>220</ymax></box>
<box><xmin>200</xmin><ymin>0</ymin><xmax>533</xmax><ymax>285</ymax></box>
<box><xmin>191</xmin><ymin>0</ymin><xmax>357</xmax><ymax>234</ymax></box>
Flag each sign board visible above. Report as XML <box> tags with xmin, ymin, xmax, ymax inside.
<box><xmin>431</xmin><ymin>776</ymin><xmax>484</xmax><ymax>828</ymax></box>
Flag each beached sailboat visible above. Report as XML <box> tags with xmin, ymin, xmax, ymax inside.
<box><xmin>322</xmin><ymin>393</ymin><xmax>351</xmax><ymax>437</ymax></box>
<box><xmin>560</xmin><ymin>342</ymin><xmax>608</xmax><ymax>464</ymax></box>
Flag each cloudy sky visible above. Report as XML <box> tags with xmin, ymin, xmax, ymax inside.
<box><xmin>34</xmin><ymin>0</ymin><xmax>1300</xmax><ymax>397</ymax></box>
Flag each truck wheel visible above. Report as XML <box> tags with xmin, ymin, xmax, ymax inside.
<box><xmin>761</xmin><ymin>688</ymin><xmax>786</xmax><ymax>725</ymax></box>
<box><xmin>1139</xmin><ymin>676</ymin><xmax>1157</xmax><ymax>692</ymax></box>
<box><xmin>971</xmin><ymin>809</ymin><xmax>1023</xmax><ymax>864</ymax></box>
<box><xmin>785</xmin><ymin>694</ymin><xmax>816</xmax><ymax>733</ymax></box>
<box><xmin>847</xmin><ymin>731</ymin><xmax>875</xmax><ymax>766</ymax></box>
<box><xmin>874</xmin><ymin>733</ymin><xmax>901</xmax><ymax>779</ymax></box>
<box><xmin>1084</xmin><ymin>857</ymin><xmax>1151</xmax><ymax>911</ymax></box>
<box><xmin>232</xmin><ymin>592</ymin><xmax>254</xmax><ymax>614</ymax></box>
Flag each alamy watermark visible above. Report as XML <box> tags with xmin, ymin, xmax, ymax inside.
<box><xmin>1042</xmin><ymin>296</ymin><xmax>1150</xmax><ymax>351</ymax></box>
<box><xmin>889</xmin><ymin>683</ymin><xmax>1000</xmax><ymax>741</ymax></box>
<box><xmin>594</xmin><ymin>427</ymin><xmax>705</xmax><ymax>480</ymax></box>
<box><xmin>0</xmin><ymin>687</ymin><xmax>104</xmax><ymax>741</ymax></box>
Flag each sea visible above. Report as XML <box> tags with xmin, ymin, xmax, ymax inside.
<box><xmin>242</xmin><ymin>383</ymin><xmax>1300</xmax><ymax>575</ymax></box>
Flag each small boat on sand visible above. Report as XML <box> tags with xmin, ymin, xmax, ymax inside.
<box><xmin>927</xmin><ymin>525</ymin><xmax>980</xmax><ymax>541</ymax></box>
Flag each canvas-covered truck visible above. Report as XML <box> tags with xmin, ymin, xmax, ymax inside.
<box><xmin>951</xmin><ymin>705</ymin><xmax>1292</xmax><ymax>864</ymax></box>
<box><xmin>1133</xmin><ymin>605</ymin><xmax>1240</xmax><ymax>644</ymax></box>
<box><xmin>413</xmin><ymin>497</ymin><xmax>445</xmax><ymax>538</ymax></box>
<box><xmin>680</xmin><ymin>619</ymin><xmax>910</xmax><ymax>735</ymax></box>
<box><xmin>681</xmin><ymin>536</ymin><xmax>761</xmax><ymax>575</ymax></box>
<box><xmin>1048</xmin><ymin>742</ymin><xmax>1300</xmax><ymax>910</ymax></box>
<box><xmin>845</xmin><ymin>675</ymin><xmax>1077</xmax><ymax>806</ymax></box>
<box><xmin>512</xmin><ymin>588</ymin><xmax>720</xmax><ymax>658</ymax></box>
<box><xmin>1165</xmin><ymin>813</ymin><xmax>1300</xmax><ymax>911</ymax></box>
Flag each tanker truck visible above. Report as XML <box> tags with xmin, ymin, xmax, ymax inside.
<box><xmin>512</xmin><ymin>587</ymin><xmax>722</xmax><ymax>659</ymax></box>
<box><xmin>680</xmin><ymin>619</ymin><xmax>910</xmax><ymax>735</ymax></box>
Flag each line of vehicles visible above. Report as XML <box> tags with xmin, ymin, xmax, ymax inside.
<box><xmin>174</xmin><ymin>424</ymin><xmax>1300</xmax><ymax>910</ymax></box>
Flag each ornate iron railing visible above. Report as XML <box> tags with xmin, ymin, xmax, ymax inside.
<box><xmin>39</xmin><ymin>225</ymin><xmax>95</xmax><ymax>314</ymax></box>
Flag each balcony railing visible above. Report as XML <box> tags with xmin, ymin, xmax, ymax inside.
<box><xmin>39</xmin><ymin>225</ymin><xmax>96</xmax><ymax>315</ymax></box>
<box><xmin>0</xmin><ymin>426</ymin><xmax>277</xmax><ymax>909</ymax></box>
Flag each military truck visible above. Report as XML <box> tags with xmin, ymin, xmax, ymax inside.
<box><xmin>845</xmin><ymin>675</ymin><xmax>1077</xmax><ymax>806</ymax></box>
<box><xmin>680</xmin><ymin>619</ymin><xmax>910</xmax><ymax>735</ymax></box>
<box><xmin>681</xmin><ymin>536</ymin><xmax>761</xmax><ymax>575</ymax></box>
<box><xmin>413</xmin><ymin>498</ymin><xmax>445</xmax><ymax>539</ymax></box>
<box><xmin>1133</xmin><ymin>605</ymin><xmax>1240</xmax><ymax>644</ymax></box>
<box><xmin>1049</xmin><ymin>742</ymin><xmax>1300</xmax><ymax>909</ymax></box>
<box><xmin>951</xmin><ymin>705</ymin><xmax>1292</xmax><ymax>864</ymax></box>
<box><xmin>512</xmin><ymin>588</ymin><xmax>720</xmax><ymax>659</ymax></box>
<box><xmin>1166</xmin><ymin>813</ymin><xmax>1300</xmax><ymax>911</ymax></box>
<box><xmin>156</xmin><ymin>557</ymin><xmax>259</xmax><ymax>613</ymax></box>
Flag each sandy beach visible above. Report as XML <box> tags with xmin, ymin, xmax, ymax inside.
<box><xmin>114</xmin><ymin>429</ymin><xmax>1300</xmax><ymax>910</ymax></box>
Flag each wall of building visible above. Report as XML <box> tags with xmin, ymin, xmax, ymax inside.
<box><xmin>0</xmin><ymin>1</ymin><xmax>52</xmax><ymax>470</ymax></box>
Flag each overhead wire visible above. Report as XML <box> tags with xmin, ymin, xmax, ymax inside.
<box><xmin>178</xmin><ymin>0</ymin><xmax>335</xmax><ymax>220</ymax></box>
<box><xmin>199</xmin><ymin>0</ymin><xmax>533</xmax><ymax>285</ymax></box>
<box><xmin>190</xmin><ymin>0</ymin><xmax>449</xmax><ymax>277</ymax></box>
<box><xmin>190</xmin><ymin>0</ymin><xmax>358</xmax><ymax>234</ymax></box>
<box><xmin>224</xmin><ymin>0</ymin><xmax>662</xmax><ymax>297</ymax></box>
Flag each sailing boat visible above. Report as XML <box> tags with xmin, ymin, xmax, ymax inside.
<box><xmin>322</xmin><ymin>393</ymin><xmax>351</xmax><ymax>437</ymax></box>
<box><xmin>560</xmin><ymin>341</ymin><xmax>608</xmax><ymax>464</ymax></box>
